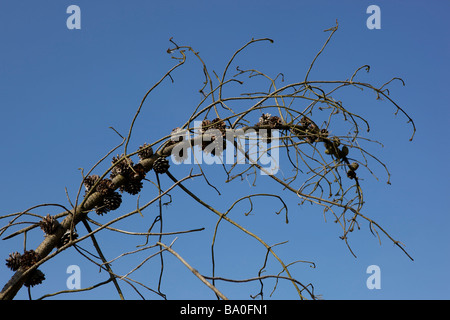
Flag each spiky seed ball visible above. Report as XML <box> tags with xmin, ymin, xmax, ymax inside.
<box><xmin>138</xmin><ymin>143</ymin><xmax>154</xmax><ymax>160</ymax></box>
<box><xmin>5</xmin><ymin>252</ymin><xmax>22</xmax><ymax>271</ymax></box>
<box><xmin>39</xmin><ymin>214</ymin><xmax>59</xmax><ymax>235</ymax></box>
<box><xmin>153</xmin><ymin>157</ymin><xmax>170</xmax><ymax>174</ymax></box>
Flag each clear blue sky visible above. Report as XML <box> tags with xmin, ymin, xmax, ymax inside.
<box><xmin>1</xmin><ymin>0</ymin><xmax>449</xmax><ymax>300</ymax></box>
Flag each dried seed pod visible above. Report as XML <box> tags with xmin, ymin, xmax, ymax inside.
<box><xmin>110</xmin><ymin>154</ymin><xmax>134</xmax><ymax>180</ymax></box>
<box><xmin>269</xmin><ymin>116</ymin><xmax>283</xmax><ymax>128</ymax></box>
<box><xmin>103</xmin><ymin>191</ymin><xmax>122</xmax><ymax>210</ymax></box>
<box><xmin>39</xmin><ymin>214</ymin><xmax>59</xmax><ymax>235</ymax></box>
<box><xmin>95</xmin><ymin>191</ymin><xmax>123</xmax><ymax>215</ymax></box>
<box><xmin>300</xmin><ymin>116</ymin><xmax>312</xmax><ymax>128</ymax></box>
<box><xmin>5</xmin><ymin>252</ymin><xmax>22</xmax><ymax>271</ymax></box>
<box><xmin>120</xmin><ymin>179</ymin><xmax>143</xmax><ymax>195</ymax></box>
<box><xmin>20</xmin><ymin>250</ymin><xmax>39</xmax><ymax>269</ymax></box>
<box><xmin>347</xmin><ymin>170</ymin><xmax>356</xmax><ymax>180</ymax></box>
<box><xmin>83</xmin><ymin>174</ymin><xmax>100</xmax><ymax>191</ymax></box>
<box><xmin>349</xmin><ymin>162</ymin><xmax>359</xmax><ymax>171</ymax></box>
<box><xmin>131</xmin><ymin>163</ymin><xmax>146</xmax><ymax>180</ymax></box>
<box><xmin>96</xmin><ymin>178</ymin><xmax>114</xmax><ymax>196</ymax></box>
<box><xmin>320</xmin><ymin>128</ymin><xmax>329</xmax><ymax>138</ymax></box>
<box><xmin>58</xmin><ymin>229</ymin><xmax>78</xmax><ymax>248</ymax></box>
<box><xmin>24</xmin><ymin>269</ymin><xmax>45</xmax><ymax>287</ymax></box>
<box><xmin>257</xmin><ymin>113</ymin><xmax>271</xmax><ymax>126</ymax></box>
<box><xmin>339</xmin><ymin>146</ymin><xmax>349</xmax><ymax>158</ymax></box>
<box><xmin>332</xmin><ymin>136</ymin><xmax>341</xmax><ymax>147</ymax></box>
<box><xmin>84</xmin><ymin>175</ymin><xmax>114</xmax><ymax>195</ymax></box>
<box><xmin>153</xmin><ymin>157</ymin><xmax>170</xmax><ymax>174</ymax></box>
<box><xmin>138</xmin><ymin>143</ymin><xmax>154</xmax><ymax>160</ymax></box>
<box><xmin>201</xmin><ymin>119</ymin><xmax>212</xmax><ymax>133</ymax></box>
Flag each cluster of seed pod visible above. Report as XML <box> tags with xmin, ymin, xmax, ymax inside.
<box><xmin>5</xmin><ymin>250</ymin><xmax>45</xmax><ymax>287</ymax></box>
<box><xmin>290</xmin><ymin>116</ymin><xmax>330</xmax><ymax>144</ymax></box>
<box><xmin>201</xmin><ymin>118</ymin><xmax>228</xmax><ymax>156</ymax></box>
<box><xmin>255</xmin><ymin>113</ymin><xmax>284</xmax><ymax>144</ymax></box>
<box><xmin>84</xmin><ymin>174</ymin><xmax>122</xmax><ymax>215</ymax></box>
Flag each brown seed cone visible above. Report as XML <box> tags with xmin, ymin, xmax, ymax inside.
<box><xmin>5</xmin><ymin>252</ymin><xmax>22</xmax><ymax>271</ymax></box>
<box><xmin>20</xmin><ymin>250</ymin><xmax>40</xmax><ymax>269</ymax></box>
<box><xmin>138</xmin><ymin>143</ymin><xmax>154</xmax><ymax>160</ymax></box>
<box><xmin>58</xmin><ymin>229</ymin><xmax>78</xmax><ymax>248</ymax></box>
<box><xmin>110</xmin><ymin>154</ymin><xmax>134</xmax><ymax>180</ymax></box>
<box><xmin>24</xmin><ymin>269</ymin><xmax>45</xmax><ymax>287</ymax></box>
<box><xmin>39</xmin><ymin>214</ymin><xmax>59</xmax><ymax>235</ymax></box>
<box><xmin>120</xmin><ymin>179</ymin><xmax>143</xmax><ymax>195</ymax></box>
<box><xmin>83</xmin><ymin>174</ymin><xmax>100</xmax><ymax>191</ymax></box>
<box><xmin>153</xmin><ymin>157</ymin><xmax>170</xmax><ymax>174</ymax></box>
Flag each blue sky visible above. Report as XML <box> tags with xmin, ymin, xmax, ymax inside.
<box><xmin>0</xmin><ymin>0</ymin><xmax>449</xmax><ymax>300</ymax></box>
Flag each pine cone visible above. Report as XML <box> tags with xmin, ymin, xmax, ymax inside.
<box><xmin>20</xmin><ymin>250</ymin><xmax>39</xmax><ymax>269</ymax></box>
<box><xmin>104</xmin><ymin>191</ymin><xmax>122</xmax><ymax>210</ymax></box>
<box><xmin>110</xmin><ymin>154</ymin><xmax>134</xmax><ymax>180</ymax></box>
<box><xmin>83</xmin><ymin>174</ymin><xmax>100</xmax><ymax>191</ymax></box>
<box><xmin>257</xmin><ymin>113</ymin><xmax>271</xmax><ymax>126</ymax></box>
<box><xmin>5</xmin><ymin>252</ymin><xmax>22</xmax><ymax>271</ymax></box>
<box><xmin>120</xmin><ymin>179</ymin><xmax>143</xmax><ymax>195</ymax></box>
<box><xmin>24</xmin><ymin>269</ymin><xmax>45</xmax><ymax>288</ymax></box>
<box><xmin>138</xmin><ymin>143</ymin><xmax>154</xmax><ymax>160</ymax></box>
<box><xmin>269</xmin><ymin>116</ymin><xmax>283</xmax><ymax>128</ymax></box>
<box><xmin>84</xmin><ymin>175</ymin><xmax>114</xmax><ymax>195</ymax></box>
<box><xmin>95</xmin><ymin>204</ymin><xmax>109</xmax><ymax>216</ymax></box>
<box><xmin>210</xmin><ymin>118</ymin><xmax>227</xmax><ymax>135</ymax></box>
<box><xmin>201</xmin><ymin>119</ymin><xmax>212</xmax><ymax>133</ymax></box>
<box><xmin>201</xmin><ymin>118</ymin><xmax>227</xmax><ymax>154</ymax></box>
<box><xmin>95</xmin><ymin>191</ymin><xmax>123</xmax><ymax>215</ymax></box>
<box><xmin>39</xmin><ymin>214</ymin><xmax>59</xmax><ymax>235</ymax></box>
<box><xmin>58</xmin><ymin>229</ymin><xmax>78</xmax><ymax>248</ymax></box>
<box><xmin>153</xmin><ymin>157</ymin><xmax>170</xmax><ymax>174</ymax></box>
